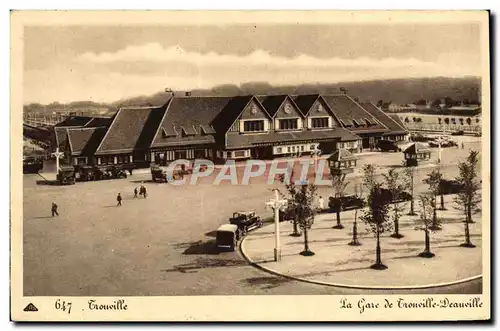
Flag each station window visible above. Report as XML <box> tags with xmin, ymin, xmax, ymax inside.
<box><xmin>243</xmin><ymin>120</ymin><xmax>265</xmax><ymax>132</ymax></box>
<box><xmin>279</xmin><ymin>119</ymin><xmax>298</xmax><ymax>130</ymax></box>
<box><xmin>311</xmin><ymin>117</ymin><xmax>329</xmax><ymax>128</ymax></box>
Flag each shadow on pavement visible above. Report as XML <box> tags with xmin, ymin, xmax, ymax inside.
<box><xmin>182</xmin><ymin>240</ymin><xmax>220</xmax><ymax>255</ymax></box>
<box><xmin>244</xmin><ymin>275</ymin><xmax>293</xmax><ymax>290</ymax></box>
<box><xmin>36</xmin><ymin>180</ymin><xmax>59</xmax><ymax>186</ymax></box>
<box><xmin>129</xmin><ymin>180</ymin><xmax>157</xmax><ymax>184</ymax></box>
<box><xmin>161</xmin><ymin>257</ymin><xmax>248</xmax><ymax>274</ymax></box>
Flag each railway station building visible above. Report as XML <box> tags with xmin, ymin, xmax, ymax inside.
<box><xmin>55</xmin><ymin>93</ymin><xmax>408</xmax><ymax>167</ymax></box>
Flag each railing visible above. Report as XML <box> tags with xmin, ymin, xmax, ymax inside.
<box><xmin>403</xmin><ymin>122</ymin><xmax>481</xmax><ymax>133</ymax></box>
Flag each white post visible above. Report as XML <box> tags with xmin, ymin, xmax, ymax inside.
<box><xmin>51</xmin><ymin>147</ymin><xmax>64</xmax><ymax>173</ymax></box>
<box><xmin>274</xmin><ymin>189</ymin><xmax>280</xmax><ymax>262</ymax></box>
<box><xmin>266</xmin><ymin>189</ymin><xmax>287</xmax><ymax>262</ymax></box>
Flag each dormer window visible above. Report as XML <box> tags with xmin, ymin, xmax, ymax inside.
<box><xmin>162</xmin><ymin>126</ymin><xmax>177</xmax><ymax>137</ymax></box>
<box><xmin>340</xmin><ymin>119</ymin><xmax>351</xmax><ymax>127</ymax></box>
<box><xmin>200</xmin><ymin>124</ymin><xmax>215</xmax><ymax>135</ymax></box>
<box><xmin>311</xmin><ymin>117</ymin><xmax>329</xmax><ymax>128</ymax></box>
<box><xmin>243</xmin><ymin>120</ymin><xmax>265</xmax><ymax>132</ymax></box>
<box><xmin>279</xmin><ymin>118</ymin><xmax>298</xmax><ymax>130</ymax></box>
<box><xmin>181</xmin><ymin>125</ymin><xmax>197</xmax><ymax>136</ymax></box>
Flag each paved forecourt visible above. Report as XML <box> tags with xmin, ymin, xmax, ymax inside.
<box><xmin>242</xmin><ymin>202</ymin><xmax>482</xmax><ymax>289</ymax></box>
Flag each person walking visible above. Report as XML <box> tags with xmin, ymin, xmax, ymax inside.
<box><xmin>143</xmin><ymin>186</ymin><xmax>148</xmax><ymax>199</ymax></box>
<box><xmin>51</xmin><ymin>202</ymin><xmax>59</xmax><ymax>217</ymax></box>
<box><xmin>134</xmin><ymin>187</ymin><xmax>138</xmax><ymax>198</ymax></box>
<box><xmin>117</xmin><ymin>193</ymin><xmax>122</xmax><ymax>206</ymax></box>
<box><xmin>461</xmin><ymin>142</ymin><xmax>465</xmax><ymax>149</ymax></box>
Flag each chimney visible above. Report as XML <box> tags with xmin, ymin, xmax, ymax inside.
<box><xmin>185</xmin><ymin>91</ymin><xmax>191</xmax><ymax>97</ymax></box>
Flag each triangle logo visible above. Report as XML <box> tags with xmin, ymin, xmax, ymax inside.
<box><xmin>23</xmin><ymin>303</ymin><xmax>38</xmax><ymax>312</ymax></box>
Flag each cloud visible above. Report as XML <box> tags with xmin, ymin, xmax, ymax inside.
<box><xmin>25</xmin><ymin>43</ymin><xmax>481</xmax><ymax>103</ymax></box>
<box><xmin>78</xmin><ymin>42</ymin><xmax>438</xmax><ymax>69</ymax></box>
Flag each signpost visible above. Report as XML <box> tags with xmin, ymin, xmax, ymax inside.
<box><xmin>51</xmin><ymin>147</ymin><xmax>64</xmax><ymax>173</ymax></box>
<box><xmin>266</xmin><ymin>189</ymin><xmax>287</xmax><ymax>262</ymax></box>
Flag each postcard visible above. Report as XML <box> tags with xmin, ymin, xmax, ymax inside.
<box><xmin>11</xmin><ymin>10</ymin><xmax>490</xmax><ymax>322</ymax></box>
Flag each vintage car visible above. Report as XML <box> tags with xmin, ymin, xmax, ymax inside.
<box><xmin>429</xmin><ymin>139</ymin><xmax>457</xmax><ymax>148</ymax></box>
<box><xmin>410</xmin><ymin>133</ymin><xmax>434</xmax><ymax>142</ymax></box>
<box><xmin>376</xmin><ymin>139</ymin><xmax>401</xmax><ymax>152</ymax></box>
<box><xmin>151</xmin><ymin>165</ymin><xmax>168</xmax><ymax>182</ymax></box>
<box><xmin>439</xmin><ymin>179</ymin><xmax>464</xmax><ymax>195</ymax></box>
<box><xmin>215</xmin><ymin>224</ymin><xmax>240</xmax><ymax>251</ymax></box>
<box><xmin>328</xmin><ymin>195</ymin><xmax>365</xmax><ymax>212</ymax></box>
<box><xmin>23</xmin><ymin>156</ymin><xmax>44</xmax><ymax>174</ymax></box>
<box><xmin>451</xmin><ymin>130</ymin><xmax>465</xmax><ymax>136</ymax></box>
<box><xmin>75</xmin><ymin>165</ymin><xmax>127</xmax><ymax>181</ymax></box>
<box><xmin>56</xmin><ymin>165</ymin><xmax>76</xmax><ymax>185</ymax></box>
<box><xmin>151</xmin><ymin>164</ymin><xmax>184</xmax><ymax>182</ymax></box>
<box><xmin>379</xmin><ymin>188</ymin><xmax>412</xmax><ymax>204</ymax></box>
<box><xmin>229</xmin><ymin>211</ymin><xmax>263</xmax><ymax>235</ymax></box>
<box><xmin>104</xmin><ymin>166</ymin><xmax>128</xmax><ymax>179</ymax></box>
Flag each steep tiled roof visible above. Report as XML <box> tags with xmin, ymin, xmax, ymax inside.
<box><xmin>388</xmin><ymin>114</ymin><xmax>408</xmax><ymax>130</ymax></box>
<box><xmin>257</xmin><ymin>95</ymin><xmax>288</xmax><ymax>117</ymax></box>
<box><xmin>54</xmin><ymin>127</ymin><xmax>68</xmax><ymax>149</ymax></box>
<box><xmin>292</xmin><ymin>94</ymin><xmax>320</xmax><ymax>116</ymax></box>
<box><xmin>403</xmin><ymin>142</ymin><xmax>431</xmax><ymax>154</ymax></box>
<box><xmin>67</xmin><ymin>127</ymin><xmax>107</xmax><ymax>156</ymax></box>
<box><xmin>360</xmin><ymin>103</ymin><xmax>408</xmax><ymax>135</ymax></box>
<box><xmin>225</xmin><ymin>127</ymin><xmax>360</xmax><ymax>149</ymax></box>
<box><xmin>55</xmin><ymin>116</ymin><xmax>93</xmax><ymax>127</ymax></box>
<box><xmin>321</xmin><ymin>95</ymin><xmax>388</xmax><ymax>133</ymax></box>
<box><xmin>328</xmin><ymin>149</ymin><xmax>359</xmax><ymax>162</ymax></box>
<box><xmin>95</xmin><ymin>106</ymin><xmax>166</xmax><ymax>155</ymax></box>
<box><xmin>152</xmin><ymin>96</ymin><xmax>237</xmax><ymax>148</ymax></box>
<box><xmin>84</xmin><ymin>117</ymin><xmax>112</xmax><ymax>128</ymax></box>
<box><xmin>152</xmin><ymin>96</ymin><xmax>259</xmax><ymax>148</ymax></box>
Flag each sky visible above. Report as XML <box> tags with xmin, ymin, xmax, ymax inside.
<box><xmin>23</xmin><ymin>23</ymin><xmax>482</xmax><ymax>104</ymax></box>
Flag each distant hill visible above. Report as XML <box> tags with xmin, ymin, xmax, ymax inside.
<box><xmin>24</xmin><ymin>76</ymin><xmax>481</xmax><ymax>113</ymax></box>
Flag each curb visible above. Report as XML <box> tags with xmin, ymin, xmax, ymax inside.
<box><xmin>240</xmin><ymin>225</ymin><xmax>482</xmax><ymax>290</ymax></box>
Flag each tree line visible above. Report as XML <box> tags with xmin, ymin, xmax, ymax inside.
<box><xmin>278</xmin><ymin>150</ymin><xmax>481</xmax><ymax>270</ymax></box>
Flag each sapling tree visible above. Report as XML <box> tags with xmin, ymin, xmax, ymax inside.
<box><xmin>415</xmin><ymin>194</ymin><xmax>441</xmax><ymax>258</ymax></box>
<box><xmin>349</xmin><ymin>183</ymin><xmax>364</xmax><ymax>246</ymax></box>
<box><xmin>279</xmin><ymin>174</ymin><xmax>301</xmax><ymax>237</ymax></box>
<box><xmin>454</xmin><ymin>150</ymin><xmax>481</xmax><ymax>247</ymax></box>
<box><xmin>382</xmin><ymin>168</ymin><xmax>405</xmax><ymax>239</ymax></box>
<box><xmin>423</xmin><ymin>170</ymin><xmax>443</xmax><ymax>231</ymax></box>
<box><xmin>360</xmin><ymin>182</ymin><xmax>392</xmax><ymax>270</ymax></box>
<box><xmin>402</xmin><ymin>162</ymin><xmax>417</xmax><ymax>216</ymax></box>
<box><xmin>329</xmin><ymin>167</ymin><xmax>349</xmax><ymax>229</ymax></box>
<box><xmin>362</xmin><ymin>164</ymin><xmax>377</xmax><ymax>192</ymax></box>
<box><xmin>294</xmin><ymin>183</ymin><xmax>318</xmax><ymax>256</ymax></box>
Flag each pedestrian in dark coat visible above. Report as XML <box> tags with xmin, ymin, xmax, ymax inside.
<box><xmin>134</xmin><ymin>187</ymin><xmax>138</xmax><ymax>198</ymax></box>
<box><xmin>117</xmin><ymin>193</ymin><xmax>122</xmax><ymax>206</ymax></box>
<box><xmin>143</xmin><ymin>186</ymin><xmax>147</xmax><ymax>199</ymax></box>
<box><xmin>51</xmin><ymin>202</ymin><xmax>59</xmax><ymax>217</ymax></box>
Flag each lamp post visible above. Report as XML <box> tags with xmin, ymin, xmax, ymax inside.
<box><xmin>51</xmin><ymin>147</ymin><xmax>64</xmax><ymax>173</ymax></box>
<box><xmin>266</xmin><ymin>189</ymin><xmax>287</xmax><ymax>262</ymax></box>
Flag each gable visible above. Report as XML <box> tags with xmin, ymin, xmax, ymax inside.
<box><xmin>239</xmin><ymin>99</ymin><xmax>269</xmax><ymax>120</ymax></box>
<box><xmin>274</xmin><ymin>99</ymin><xmax>302</xmax><ymax>119</ymax></box>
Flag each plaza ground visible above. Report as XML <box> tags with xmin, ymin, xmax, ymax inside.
<box><xmin>242</xmin><ymin>204</ymin><xmax>482</xmax><ymax>288</ymax></box>
<box><xmin>22</xmin><ymin>136</ymin><xmax>483</xmax><ymax>296</ymax></box>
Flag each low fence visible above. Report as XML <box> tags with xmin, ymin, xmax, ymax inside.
<box><xmin>403</xmin><ymin>122</ymin><xmax>481</xmax><ymax>133</ymax></box>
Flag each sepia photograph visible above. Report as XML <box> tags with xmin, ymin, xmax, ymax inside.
<box><xmin>10</xmin><ymin>10</ymin><xmax>490</xmax><ymax>321</ymax></box>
